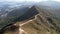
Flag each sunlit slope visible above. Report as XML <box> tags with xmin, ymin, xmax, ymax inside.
<box><xmin>0</xmin><ymin>6</ymin><xmax>60</xmax><ymax>34</ymax></box>
<box><xmin>21</xmin><ymin>6</ymin><xmax>60</xmax><ymax>34</ymax></box>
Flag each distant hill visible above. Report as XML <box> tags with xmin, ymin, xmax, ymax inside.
<box><xmin>36</xmin><ymin>1</ymin><xmax>60</xmax><ymax>18</ymax></box>
<box><xmin>38</xmin><ymin>1</ymin><xmax>60</xmax><ymax>9</ymax></box>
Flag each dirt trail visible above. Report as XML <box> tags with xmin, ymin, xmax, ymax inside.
<box><xmin>19</xmin><ymin>19</ymin><xmax>35</xmax><ymax>34</ymax></box>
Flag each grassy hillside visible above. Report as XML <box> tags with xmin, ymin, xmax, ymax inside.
<box><xmin>1</xmin><ymin>6</ymin><xmax>60</xmax><ymax>34</ymax></box>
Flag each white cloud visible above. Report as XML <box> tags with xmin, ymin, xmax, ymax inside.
<box><xmin>54</xmin><ymin>0</ymin><xmax>60</xmax><ymax>1</ymax></box>
<box><xmin>0</xmin><ymin>0</ymin><xmax>60</xmax><ymax>2</ymax></box>
<box><xmin>0</xmin><ymin>0</ymin><xmax>48</xmax><ymax>2</ymax></box>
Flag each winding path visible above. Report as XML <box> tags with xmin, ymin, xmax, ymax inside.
<box><xmin>19</xmin><ymin>19</ymin><xmax>34</xmax><ymax>34</ymax></box>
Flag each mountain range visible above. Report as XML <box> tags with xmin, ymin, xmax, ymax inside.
<box><xmin>0</xmin><ymin>1</ymin><xmax>60</xmax><ymax>34</ymax></box>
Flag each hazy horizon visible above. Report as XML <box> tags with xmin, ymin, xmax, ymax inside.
<box><xmin>0</xmin><ymin>0</ymin><xmax>60</xmax><ymax>2</ymax></box>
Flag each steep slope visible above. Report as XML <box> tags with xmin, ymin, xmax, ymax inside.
<box><xmin>0</xmin><ymin>6</ymin><xmax>39</xmax><ymax>34</ymax></box>
<box><xmin>21</xmin><ymin>6</ymin><xmax>60</xmax><ymax>34</ymax></box>
<box><xmin>3</xmin><ymin>6</ymin><xmax>60</xmax><ymax>34</ymax></box>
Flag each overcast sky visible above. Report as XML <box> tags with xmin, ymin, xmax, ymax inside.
<box><xmin>0</xmin><ymin>0</ymin><xmax>60</xmax><ymax>2</ymax></box>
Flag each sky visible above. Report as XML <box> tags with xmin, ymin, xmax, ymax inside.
<box><xmin>0</xmin><ymin>0</ymin><xmax>60</xmax><ymax>2</ymax></box>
